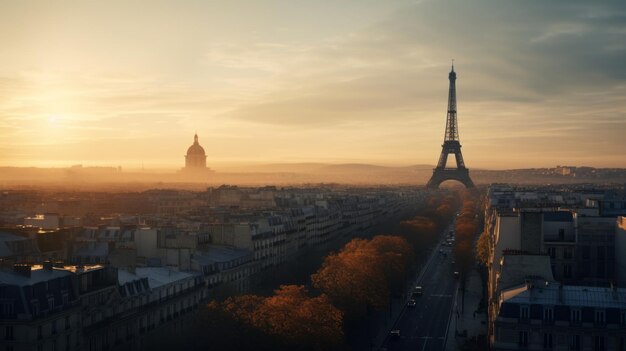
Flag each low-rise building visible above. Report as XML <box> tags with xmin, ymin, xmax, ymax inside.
<box><xmin>494</xmin><ymin>283</ymin><xmax>626</xmax><ymax>351</ymax></box>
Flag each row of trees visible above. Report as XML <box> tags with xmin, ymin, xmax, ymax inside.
<box><xmin>312</xmin><ymin>235</ymin><xmax>414</xmax><ymax>323</ymax></box>
<box><xmin>453</xmin><ymin>195</ymin><xmax>481</xmax><ymax>277</ymax></box>
<box><xmin>186</xmin><ymin>193</ymin><xmax>462</xmax><ymax>350</ymax></box>
<box><xmin>185</xmin><ymin>235</ymin><xmax>416</xmax><ymax>351</ymax></box>
<box><xmin>189</xmin><ymin>285</ymin><xmax>344</xmax><ymax>351</ymax></box>
<box><xmin>396</xmin><ymin>194</ymin><xmax>459</xmax><ymax>252</ymax></box>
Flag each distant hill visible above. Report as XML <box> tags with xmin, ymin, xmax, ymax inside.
<box><xmin>0</xmin><ymin>164</ymin><xmax>625</xmax><ymax>189</ymax></box>
<box><xmin>317</xmin><ymin>164</ymin><xmax>433</xmax><ymax>173</ymax></box>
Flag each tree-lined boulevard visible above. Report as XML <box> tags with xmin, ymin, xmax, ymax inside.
<box><xmin>151</xmin><ymin>190</ymin><xmax>485</xmax><ymax>351</ymax></box>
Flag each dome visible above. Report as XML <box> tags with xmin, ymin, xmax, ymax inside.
<box><xmin>187</xmin><ymin>143</ymin><xmax>205</xmax><ymax>156</ymax></box>
<box><xmin>186</xmin><ymin>134</ymin><xmax>206</xmax><ymax>156</ymax></box>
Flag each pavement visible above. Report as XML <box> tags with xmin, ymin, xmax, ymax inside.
<box><xmin>378</xmin><ymin>225</ymin><xmax>459</xmax><ymax>351</ymax></box>
<box><xmin>445</xmin><ymin>265</ymin><xmax>487</xmax><ymax>351</ymax></box>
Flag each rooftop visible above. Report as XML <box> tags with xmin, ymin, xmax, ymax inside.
<box><xmin>498</xmin><ymin>254</ymin><xmax>555</xmax><ymax>293</ymax></box>
<box><xmin>502</xmin><ymin>284</ymin><xmax>626</xmax><ymax>309</ymax></box>
<box><xmin>0</xmin><ymin>231</ymin><xmax>31</xmax><ymax>257</ymax></box>
<box><xmin>118</xmin><ymin>267</ymin><xmax>196</xmax><ymax>289</ymax></box>
<box><xmin>193</xmin><ymin>245</ymin><xmax>251</xmax><ymax>264</ymax></box>
<box><xmin>0</xmin><ymin>266</ymin><xmax>71</xmax><ymax>286</ymax></box>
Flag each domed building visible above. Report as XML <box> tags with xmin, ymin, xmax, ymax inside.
<box><xmin>185</xmin><ymin>133</ymin><xmax>207</xmax><ymax>169</ymax></box>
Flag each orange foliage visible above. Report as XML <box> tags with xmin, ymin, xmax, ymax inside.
<box><xmin>257</xmin><ymin>285</ymin><xmax>344</xmax><ymax>348</ymax></box>
<box><xmin>312</xmin><ymin>235</ymin><xmax>413</xmax><ymax>316</ymax></box>
<box><xmin>453</xmin><ymin>195</ymin><xmax>481</xmax><ymax>275</ymax></box>
<box><xmin>206</xmin><ymin>285</ymin><xmax>344</xmax><ymax>351</ymax></box>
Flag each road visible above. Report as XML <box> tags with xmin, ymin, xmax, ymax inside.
<box><xmin>380</xmin><ymin>225</ymin><xmax>459</xmax><ymax>351</ymax></box>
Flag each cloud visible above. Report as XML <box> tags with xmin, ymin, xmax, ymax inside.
<box><xmin>0</xmin><ymin>0</ymin><xmax>624</xmax><ymax>168</ymax></box>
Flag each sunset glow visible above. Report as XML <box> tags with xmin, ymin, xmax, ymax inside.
<box><xmin>0</xmin><ymin>0</ymin><xmax>624</xmax><ymax>170</ymax></box>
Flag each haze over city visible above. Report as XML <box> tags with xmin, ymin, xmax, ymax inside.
<box><xmin>1</xmin><ymin>0</ymin><xmax>625</xmax><ymax>171</ymax></box>
<box><xmin>3</xmin><ymin>2</ymin><xmax>626</xmax><ymax>351</ymax></box>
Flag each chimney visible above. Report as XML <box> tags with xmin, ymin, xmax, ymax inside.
<box><xmin>611</xmin><ymin>282</ymin><xmax>618</xmax><ymax>300</ymax></box>
<box><xmin>13</xmin><ymin>264</ymin><xmax>32</xmax><ymax>277</ymax></box>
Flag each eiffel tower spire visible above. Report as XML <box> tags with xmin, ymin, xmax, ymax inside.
<box><xmin>426</xmin><ymin>63</ymin><xmax>474</xmax><ymax>188</ymax></box>
<box><xmin>444</xmin><ymin>61</ymin><xmax>458</xmax><ymax>142</ymax></box>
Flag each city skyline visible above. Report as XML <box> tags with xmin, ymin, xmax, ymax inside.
<box><xmin>1</xmin><ymin>0</ymin><xmax>625</xmax><ymax>170</ymax></box>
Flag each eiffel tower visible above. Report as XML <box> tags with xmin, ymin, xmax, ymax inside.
<box><xmin>426</xmin><ymin>63</ymin><xmax>475</xmax><ymax>189</ymax></box>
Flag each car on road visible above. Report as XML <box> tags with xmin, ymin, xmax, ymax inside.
<box><xmin>390</xmin><ymin>330</ymin><xmax>401</xmax><ymax>339</ymax></box>
<box><xmin>407</xmin><ymin>299</ymin><xmax>417</xmax><ymax>307</ymax></box>
<box><xmin>412</xmin><ymin>286</ymin><xmax>423</xmax><ymax>296</ymax></box>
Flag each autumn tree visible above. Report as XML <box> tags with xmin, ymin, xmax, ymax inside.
<box><xmin>476</xmin><ymin>231</ymin><xmax>490</xmax><ymax>267</ymax></box>
<box><xmin>454</xmin><ymin>199</ymin><xmax>480</xmax><ymax>276</ymax></box>
<box><xmin>192</xmin><ymin>286</ymin><xmax>344</xmax><ymax>351</ymax></box>
<box><xmin>368</xmin><ymin>236</ymin><xmax>414</xmax><ymax>295</ymax></box>
<box><xmin>311</xmin><ymin>235</ymin><xmax>413</xmax><ymax>321</ymax></box>
<box><xmin>186</xmin><ymin>297</ymin><xmax>275</xmax><ymax>351</ymax></box>
<box><xmin>399</xmin><ymin>216</ymin><xmax>438</xmax><ymax>253</ymax></box>
<box><xmin>312</xmin><ymin>238</ymin><xmax>389</xmax><ymax>317</ymax></box>
<box><xmin>255</xmin><ymin>285</ymin><xmax>344</xmax><ymax>351</ymax></box>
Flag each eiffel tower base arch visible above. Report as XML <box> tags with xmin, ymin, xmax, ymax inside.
<box><xmin>426</xmin><ymin>168</ymin><xmax>475</xmax><ymax>189</ymax></box>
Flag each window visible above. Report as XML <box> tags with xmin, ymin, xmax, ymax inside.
<box><xmin>563</xmin><ymin>248</ymin><xmax>573</xmax><ymax>259</ymax></box>
<box><xmin>519</xmin><ymin>331</ymin><xmax>528</xmax><ymax>347</ymax></box>
<box><xmin>621</xmin><ymin>311</ymin><xmax>626</xmax><ymax>327</ymax></box>
<box><xmin>1</xmin><ymin>302</ymin><xmax>14</xmax><ymax>317</ymax></box>
<box><xmin>595</xmin><ymin>310</ymin><xmax>606</xmax><ymax>326</ymax></box>
<box><xmin>543</xmin><ymin>333</ymin><xmax>553</xmax><ymax>349</ymax></box>
<box><xmin>558</xmin><ymin>228</ymin><xmax>565</xmax><ymax>241</ymax></box>
<box><xmin>594</xmin><ymin>336</ymin><xmax>605</xmax><ymax>351</ymax></box>
<box><xmin>52</xmin><ymin>320</ymin><xmax>57</xmax><ymax>335</ymax></box>
<box><xmin>571</xmin><ymin>335</ymin><xmax>581</xmax><ymax>351</ymax></box>
<box><xmin>520</xmin><ymin>305</ymin><xmax>530</xmax><ymax>320</ymax></box>
<box><xmin>547</xmin><ymin>247</ymin><xmax>556</xmax><ymax>258</ymax></box>
<box><xmin>571</xmin><ymin>309</ymin><xmax>581</xmax><ymax>323</ymax></box>
<box><xmin>38</xmin><ymin>325</ymin><xmax>43</xmax><ymax>340</ymax></box>
<box><xmin>65</xmin><ymin>316</ymin><xmax>70</xmax><ymax>330</ymax></box>
<box><xmin>564</xmin><ymin>264</ymin><xmax>572</xmax><ymax>278</ymax></box>
<box><xmin>544</xmin><ymin>307</ymin><xmax>554</xmax><ymax>322</ymax></box>
<box><xmin>48</xmin><ymin>297</ymin><xmax>55</xmax><ymax>311</ymax></box>
<box><xmin>5</xmin><ymin>325</ymin><xmax>14</xmax><ymax>340</ymax></box>
<box><xmin>32</xmin><ymin>300</ymin><xmax>40</xmax><ymax>315</ymax></box>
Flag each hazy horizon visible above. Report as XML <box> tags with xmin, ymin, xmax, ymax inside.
<box><xmin>1</xmin><ymin>0</ymin><xmax>625</xmax><ymax>170</ymax></box>
<box><xmin>0</xmin><ymin>161</ymin><xmax>620</xmax><ymax>173</ymax></box>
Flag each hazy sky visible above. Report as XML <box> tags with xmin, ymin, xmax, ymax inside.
<box><xmin>1</xmin><ymin>0</ymin><xmax>625</xmax><ymax>170</ymax></box>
